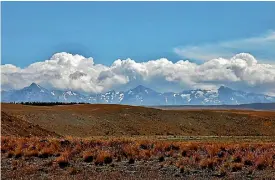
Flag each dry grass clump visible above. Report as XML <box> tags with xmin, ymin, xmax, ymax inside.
<box><xmin>121</xmin><ymin>143</ymin><xmax>140</xmax><ymax>160</ymax></box>
<box><xmin>38</xmin><ymin>147</ymin><xmax>55</xmax><ymax>158</ymax></box>
<box><xmin>205</xmin><ymin>144</ymin><xmax>221</xmax><ymax>157</ymax></box>
<box><xmin>24</xmin><ymin>149</ymin><xmax>39</xmax><ymax>157</ymax></box>
<box><xmin>13</xmin><ymin>148</ymin><xmax>23</xmax><ymax>158</ymax></box>
<box><xmin>138</xmin><ymin>140</ymin><xmax>152</xmax><ymax>150</ymax></box>
<box><xmin>83</xmin><ymin>151</ymin><xmax>94</xmax><ymax>163</ymax></box>
<box><xmin>244</xmin><ymin>152</ymin><xmax>254</xmax><ymax>166</ymax></box>
<box><xmin>95</xmin><ymin>151</ymin><xmax>113</xmax><ymax>165</ymax></box>
<box><xmin>137</xmin><ymin>149</ymin><xmax>151</xmax><ymax>160</ymax></box>
<box><xmin>55</xmin><ymin>151</ymin><xmax>70</xmax><ymax>168</ymax></box>
<box><xmin>255</xmin><ymin>156</ymin><xmax>269</xmax><ymax>170</ymax></box>
<box><xmin>232</xmin><ymin>154</ymin><xmax>242</xmax><ymax>163</ymax></box>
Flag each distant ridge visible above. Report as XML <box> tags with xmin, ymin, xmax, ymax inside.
<box><xmin>1</xmin><ymin>83</ymin><xmax>275</xmax><ymax>105</ymax></box>
<box><xmin>152</xmin><ymin>103</ymin><xmax>275</xmax><ymax>111</ymax></box>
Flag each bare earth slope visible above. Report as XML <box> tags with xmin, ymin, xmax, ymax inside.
<box><xmin>2</xmin><ymin>103</ymin><xmax>275</xmax><ymax>137</ymax></box>
<box><xmin>1</xmin><ymin>111</ymin><xmax>60</xmax><ymax>137</ymax></box>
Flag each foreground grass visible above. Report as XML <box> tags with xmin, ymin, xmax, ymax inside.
<box><xmin>1</xmin><ymin>136</ymin><xmax>275</xmax><ymax>179</ymax></box>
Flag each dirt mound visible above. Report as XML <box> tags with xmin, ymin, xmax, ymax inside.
<box><xmin>1</xmin><ymin>111</ymin><xmax>60</xmax><ymax>137</ymax></box>
<box><xmin>1</xmin><ymin>103</ymin><xmax>275</xmax><ymax>137</ymax></box>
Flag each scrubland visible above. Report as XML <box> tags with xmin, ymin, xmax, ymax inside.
<box><xmin>1</xmin><ymin>103</ymin><xmax>275</xmax><ymax>179</ymax></box>
<box><xmin>1</xmin><ymin>136</ymin><xmax>275</xmax><ymax>179</ymax></box>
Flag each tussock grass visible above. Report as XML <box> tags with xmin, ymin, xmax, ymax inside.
<box><xmin>2</xmin><ymin>136</ymin><xmax>275</xmax><ymax>173</ymax></box>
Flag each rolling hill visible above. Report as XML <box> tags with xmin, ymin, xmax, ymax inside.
<box><xmin>1</xmin><ymin>111</ymin><xmax>60</xmax><ymax>137</ymax></box>
<box><xmin>2</xmin><ymin>103</ymin><xmax>275</xmax><ymax>137</ymax></box>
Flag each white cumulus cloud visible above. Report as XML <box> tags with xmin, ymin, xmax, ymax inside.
<box><xmin>1</xmin><ymin>52</ymin><xmax>275</xmax><ymax>95</ymax></box>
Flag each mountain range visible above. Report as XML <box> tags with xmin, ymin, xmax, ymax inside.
<box><xmin>1</xmin><ymin>83</ymin><xmax>275</xmax><ymax>105</ymax></box>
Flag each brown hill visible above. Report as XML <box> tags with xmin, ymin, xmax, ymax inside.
<box><xmin>1</xmin><ymin>103</ymin><xmax>275</xmax><ymax>137</ymax></box>
<box><xmin>1</xmin><ymin>111</ymin><xmax>60</xmax><ymax>137</ymax></box>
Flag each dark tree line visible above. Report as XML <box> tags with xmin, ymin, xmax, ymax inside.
<box><xmin>9</xmin><ymin>102</ymin><xmax>89</xmax><ymax>106</ymax></box>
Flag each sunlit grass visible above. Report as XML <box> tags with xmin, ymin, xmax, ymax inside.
<box><xmin>2</xmin><ymin>136</ymin><xmax>275</xmax><ymax>173</ymax></box>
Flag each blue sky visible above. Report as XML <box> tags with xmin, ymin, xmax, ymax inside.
<box><xmin>2</xmin><ymin>2</ymin><xmax>275</xmax><ymax>95</ymax></box>
<box><xmin>2</xmin><ymin>1</ymin><xmax>275</xmax><ymax>67</ymax></box>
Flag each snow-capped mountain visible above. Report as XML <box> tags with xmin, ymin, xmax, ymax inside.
<box><xmin>1</xmin><ymin>83</ymin><xmax>275</xmax><ymax>105</ymax></box>
<box><xmin>122</xmin><ymin>85</ymin><xmax>162</xmax><ymax>105</ymax></box>
<box><xmin>1</xmin><ymin>83</ymin><xmax>56</xmax><ymax>102</ymax></box>
<box><xmin>51</xmin><ymin>90</ymin><xmax>87</xmax><ymax>102</ymax></box>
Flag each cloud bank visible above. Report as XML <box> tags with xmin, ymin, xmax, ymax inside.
<box><xmin>1</xmin><ymin>52</ymin><xmax>275</xmax><ymax>95</ymax></box>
